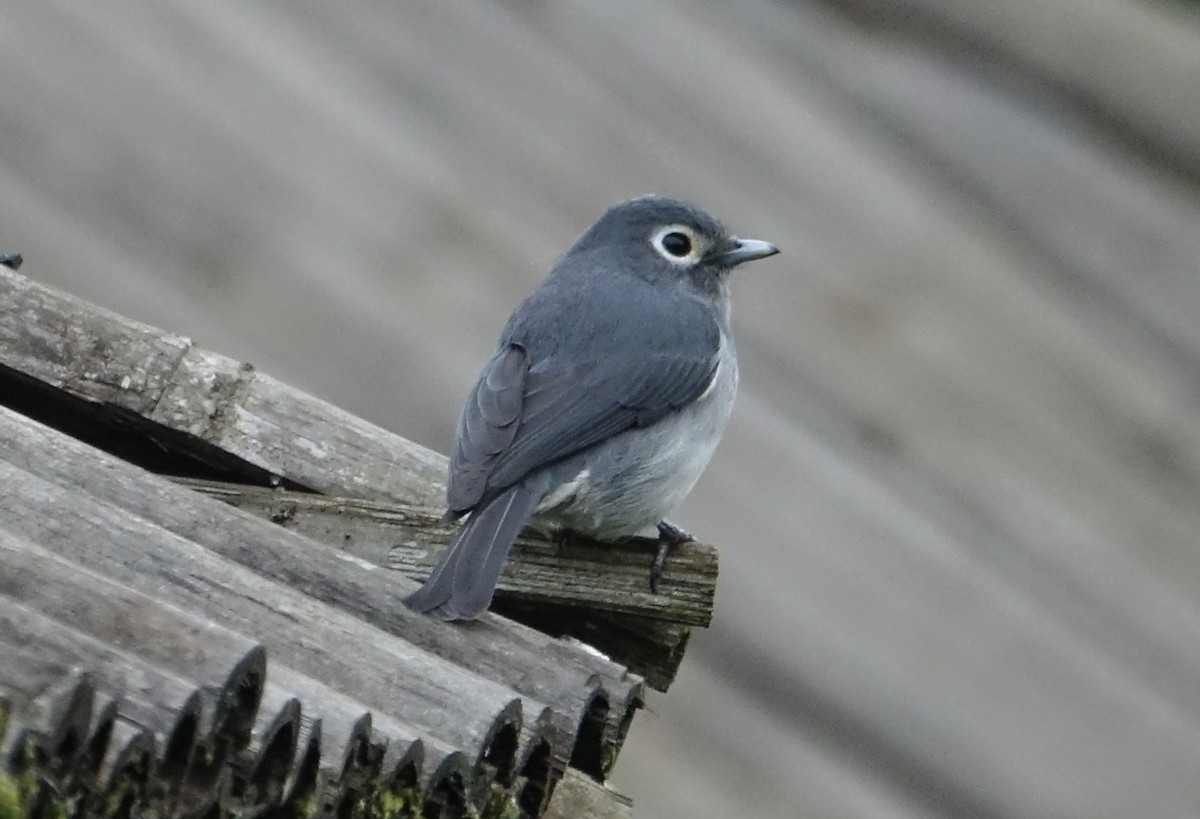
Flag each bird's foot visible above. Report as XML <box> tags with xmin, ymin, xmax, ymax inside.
<box><xmin>651</xmin><ymin>520</ymin><xmax>694</xmax><ymax>593</ymax></box>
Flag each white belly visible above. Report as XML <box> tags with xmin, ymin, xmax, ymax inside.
<box><xmin>536</xmin><ymin>341</ymin><xmax>738</xmax><ymax>538</ymax></box>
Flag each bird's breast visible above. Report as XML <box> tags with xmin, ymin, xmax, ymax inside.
<box><xmin>536</xmin><ymin>335</ymin><xmax>738</xmax><ymax>539</ymax></box>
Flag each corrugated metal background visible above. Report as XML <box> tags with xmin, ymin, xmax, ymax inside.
<box><xmin>3</xmin><ymin>1</ymin><xmax>1199</xmax><ymax>816</ymax></box>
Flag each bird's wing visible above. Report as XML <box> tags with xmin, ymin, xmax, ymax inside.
<box><xmin>446</xmin><ymin>292</ymin><xmax>721</xmax><ymax>512</ymax></box>
<box><xmin>446</xmin><ymin>343</ymin><xmax>529</xmax><ymax>512</ymax></box>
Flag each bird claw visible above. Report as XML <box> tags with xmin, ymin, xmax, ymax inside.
<box><xmin>651</xmin><ymin>520</ymin><xmax>694</xmax><ymax>593</ymax></box>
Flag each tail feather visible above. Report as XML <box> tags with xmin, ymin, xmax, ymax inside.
<box><xmin>404</xmin><ymin>482</ymin><xmax>543</xmax><ymax>620</ymax></box>
<box><xmin>402</xmin><ymin>522</ymin><xmax>468</xmax><ymax>614</ymax></box>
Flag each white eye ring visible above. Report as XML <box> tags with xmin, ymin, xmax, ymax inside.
<box><xmin>651</xmin><ymin>225</ymin><xmax>704</xmax><ymax>265</ymax></box>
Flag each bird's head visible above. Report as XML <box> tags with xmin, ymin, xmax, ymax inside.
<box><xmin>565</xmin><ymin>195</ymin><xmax>778</xmax><ymax>296</ymax></box>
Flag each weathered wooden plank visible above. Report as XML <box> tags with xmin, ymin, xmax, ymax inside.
<box><xmin>262</xmin><ymin>664</ymin><xmax>441</xmax><ymax>807</ymax></box>
<box><xmin>0</xmin><ymin>531</ymin><xmax>288</xmax><ymax>812</ymax></box>
<box><xmin>493</xmin><ymin>603</ymin><xmax>691</xmax><ymax>694</ymax></box>
<box><xmin>414</xmin><ymin>747</ymin><xmax>474</xmax><ymax>819</ymax></box>
<box><xmin>0</xmin><ymin>530</ymin><xmax>266</xmax><ymax>745</ymax></box>
<box><xmin>176</xmin><ymin>477</ymin><xmax>717</xmax><ymax>628</ymax></box>
<box><xmin>151</xmin><ymin>346</ymin><xmax>448</xmax><ymax>506</ymax></box>
<box><xmin>88</xmin><ymin>718</ymin><xmax>155</xmax><ymax>813</ymax></box>
<box><xmin>78</xmin><ymin>692</ymin><xmax>120</xmax><ymax>790</ymax></box>
<box><xmin>543</xmin><ymin>769</ymin><xmax>633</xmax><ymax>819</ymax></box>
<box><xmin>276</xmin><ymin>717</ymin><xmax>322</xmax><ymax>818</ymax></box>
<box><xmin>262</xmin><ymin>668</ymin><xmax>380</xmax><ymax>817</ymax></box>
<box><xmin>0</xmin><ymin>666</ymin><xmax>94</xmax><ymax>785</ymax></box>
<box><xmin>0</xmin><ymin>266</ymin><xmax>190</xmax><ymax>412</ymax></box>
<box><xmin>0</xmin><ymin>487</ymin><xmax>535</xmax><ymax>814</ymax></box>
<box><xmin>0</xmin><ymin>264</ymin><xmax>448</xmax><ymax>506</ymax></box>
<box><xmin>0</xmin><ymin>404</ymin><xmax>646</xmax><ymax>750</ymax></box>
<box><xmin>228</xmin><ymin>685</ymin><xmax>301</xmax><ymax>811</ymax></box>
<box><xmin>0</xmin><ymin>596</ymin><xmax>205</xmax><ymax>800</ymax></box>
<box><xmin>508</xmin><ymin>710</ymin><xmax>561</xmax><ymax>818</ymax></box>
<box><xmin>0</xmin><ymin>447</ymin><xmax>538</xmax><ymax>790</ymax></box>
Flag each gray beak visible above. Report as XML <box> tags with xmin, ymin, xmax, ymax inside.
<box><xmin>717</xmin><ymin>237</ymin><xmax>779</xmax><ymax>267</ymax></box>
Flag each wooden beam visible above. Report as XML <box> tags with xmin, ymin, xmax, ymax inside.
<box><xmin>174</xmin><ymin>478</ymin><xmax>717</xmax><ymax>628</ymax></box>
<box><xmin>0</xmin><ymin>264</ymin><xmax>446</xmax><ymax>506</ymax></box>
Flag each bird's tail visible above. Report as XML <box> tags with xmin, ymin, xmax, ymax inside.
<box><xmin>403</xmin><ymin>482</ymin><xmax>543</xmax><ymax>620</ymax></box>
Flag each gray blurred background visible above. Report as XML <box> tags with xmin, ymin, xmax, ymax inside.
<box><xmin>4</xmin><ymin>1</ymin><xmax>1200</xmax><ymax>816</ymax></box>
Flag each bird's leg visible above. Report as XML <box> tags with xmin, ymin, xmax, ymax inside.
<box><xmin>651</xmin><ymin>520</ymin><xmax>694</xmax><ymax>593</ymax></box>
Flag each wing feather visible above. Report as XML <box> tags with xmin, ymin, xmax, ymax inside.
<box><xmin>446</xmin><ymin>280</ymin><xmax>722</xmax><ymax>513</ymax></box>
<box><xmin>447</xmin><ymin>344</ymin><xmax>527</xmax><ymax>511</ymax></box>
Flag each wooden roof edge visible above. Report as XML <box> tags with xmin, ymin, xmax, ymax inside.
<box><xmin>0</xmin><ymin>597</ymin><xmax>569</xmax><ymax>818</ymax></box>
<box><xmin>0</xmin><ymin>413</ymin><xmax>640</xmax><ymax>817</ymax></box>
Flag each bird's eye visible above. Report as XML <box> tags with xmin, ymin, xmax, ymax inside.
<box><xmin>661</xmin><ymin>231</ymin><xmax>692</xmax><ymax>257</ymax></box>
<box><xmin>651</xmin><ymin>225</ymin><xmax>702</xmax><ymax>264</ymax></box>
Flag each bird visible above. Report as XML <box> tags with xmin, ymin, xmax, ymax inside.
<box><xmin>404</xmin><ymin>195</ymin><xmax>778</xmax><ymax>620</ymax></box>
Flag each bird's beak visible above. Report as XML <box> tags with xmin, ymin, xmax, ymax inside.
<box><xmin>717</xmin><ymin>237</ymin><xmax>779</xmax><ymax>267</ymax></box>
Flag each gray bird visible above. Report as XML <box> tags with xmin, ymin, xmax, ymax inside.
<box><xmin>405</xmin><ymin>195</ymin><xmax>778</xmax><ymax>620</ymax></box>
